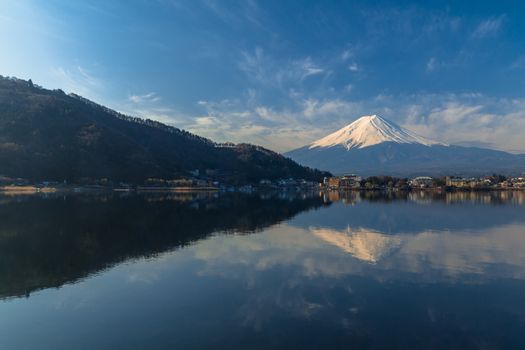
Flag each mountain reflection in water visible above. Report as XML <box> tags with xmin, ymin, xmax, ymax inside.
<box><xmin>0</xmin><ymin>192</ymin><xmax>326</xmax><ymax>299</ymax></box>
<box><xmin>1</xmin><ymin>190</ymin><xmax>525</xmax><ymax>350</ymax></box>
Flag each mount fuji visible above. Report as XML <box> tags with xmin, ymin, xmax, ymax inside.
<box><xmin>285</xmin><ymin>115</ymin><xmax>525</xmax><ymax>176</ymax></box>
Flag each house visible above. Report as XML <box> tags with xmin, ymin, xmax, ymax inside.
<box><xmin>327</xmin><ymin>177</ymin><xmax>341</xmax><ymax>189</ymax></box>
<box><xmin>277</xmin><ymin>178</ymin><xmax>298</xmax><ymax>187</ymax></box>
<box><xmin>446</xmin><ymin>176</ymin><xmax>488</xmax><ymax>188</ymax></box>
<box><xmin>446</xmin><ymin>177</ymin><xmax>472</xmax><ymax>188</ymax></box>
<box><xmin>410</xmin><ymin>176</ymin><xmax>434</xmax><ymax>188</ymax></box>
<box><xmin>339</xmin><ymin>175</ymin><xmax>361</xmax><ymax>189</ymax></box>
<box><xmin>326</xmin><ymin>175</ymin><xmax>361</xmax><ymax>189</ymax></box>
<box><xmin>510</xmin><ymin>177</ymin><xmax>525</xmax><ymax>188</ymax></box>
<box><xmin>259</xmin><ymin>179</ymin><xmax>272</xmax><ymax>186</ymax></box>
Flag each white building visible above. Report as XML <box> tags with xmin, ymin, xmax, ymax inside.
<box><xmin>410</xmin><ymin>176</ymin><xmax>434</xmax><ymax>188</ymax></box>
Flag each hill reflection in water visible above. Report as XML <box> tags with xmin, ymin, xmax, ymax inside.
<box><xmin>2</xmin><ymin>190</ymin><xmax>525</xmax><ymax>349</ymax></box>
<box><xmin>0</xmin><ymin>192</ymin><xmax>326</xmax><ymax>299</ymax></box>
<box><xmin>2</xmin><ymin>190</ymin><xmax>525</xmax><ymax>299</ymax></box>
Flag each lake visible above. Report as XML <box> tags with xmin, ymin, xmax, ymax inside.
<box><xmin>1</xmin><ymin>191</ymin><xmax>525</xmax><ymax>349</ymax></box>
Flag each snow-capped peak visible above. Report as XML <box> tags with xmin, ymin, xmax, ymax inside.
<box><xmin>309</xmin><ymin>115</ymin><xmax>445</xmax><ymax>150</ymax></box>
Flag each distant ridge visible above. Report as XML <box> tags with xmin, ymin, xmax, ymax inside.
<box><xmin>0</xmin><ymin>76</ymin><xmax>329</xmax><ymax>183</ymax></box>
<box><xmin>286</xmin><ymin>115</ymin><xmax>525</xmax><ymax>176</ymax></box>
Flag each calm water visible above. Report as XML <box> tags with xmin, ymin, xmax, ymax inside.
<box><xmin>1</xmin><ymin>191</ymin><xmax>525</xmax><ymax>349</ymax></box>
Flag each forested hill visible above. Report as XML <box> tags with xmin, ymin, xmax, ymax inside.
<box><xmin>0</xmin><ymin>76</ymin><xmax>328</xmax><ymax>183</ymax></box>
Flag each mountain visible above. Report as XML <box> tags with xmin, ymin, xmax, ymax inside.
<box><xmin>0</xmin><ymin>76</ymin><xmax>328</xmax><ymax>183</ymax></box>
<box><xmin>309</xmin><ymin>115</ymin><xmax>445</xmax><ymax>150</ymax></box>
<box><xmin>285</xmin><ymin>115</ymin><xmax>525</xmax><ymax>176</ymax></box>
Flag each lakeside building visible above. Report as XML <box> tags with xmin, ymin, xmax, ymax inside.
<box><xmin>502</xmin><ymin>177</ymin><xmax>525</xmax><ymax>188</ymax></box>
<box><xmin>446</xmin><ymin>176</ymin><xmax>501</xmax><ymax>189</ymax></box>
<box><xmin>409</xmin><ymin>176</ymin><xmax>434</xmax><ymax>188</ymax></box>
<box><xmin>326</xmin><ymin>174</ymin><xmax>362</xmax><ymax>189</ymax></box>
<box><xmin>512</xmin><ymin>177</ymin><xmax>525</xmax><ymax>188</ymax></box>
<box><xmin>320</xmin><ymin>174</ymin><xmax>525</xmax><ymax>191</ymax></box>
<box><xmin>446</xmin><ymin>177</ymin><xmax>478</xmax><ymax>188</ymax></box>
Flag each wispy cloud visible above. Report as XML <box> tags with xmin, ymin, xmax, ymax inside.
<box><xmin>238</xmin><ymin>47</ymin><xmax>272</xmax><ymax>84</ymax></box>
<box><xmin>398</xmin><ymin>94</ymin><xmax>525</xmax><ymax>153</ymax></box>
<box><xmin>238</xmin><ymin>47</ymin><xmax>327</xmax><ymax>88</ymax></box>
<box><xmin>301</xmin><ymin>98</ymin><xmax>361</xmax><ymax>120</ymax></box>
<box><xmin>118</xmin><ymin>91</ymin><xmax>187</xmax><ymax>127</ymax></box>
<box><xmin>426</xmin><ymin>57</ymin><xmax>437</xmax><ymax>71</ymax></box>
<box><xmin>128</xmin><ymin>106</ymin><xmax>184</xmax><ymax>125</ymax></box>
<box><xmin>298</xmin><ymin>57</ymin><xmax>325</xmax><ymax>79</ymax></box>
<box><xmin>347</xmin><ymin>63</ymin><xmax>359</xmax><ymax>72</ymax></box>
<box><xmin>128</xmin><ymin>92</ymin><xmax>161</xmax><ymax>104</ymax></box>
<box><xmin>201</xmin><ymin>0</ymin><xmax>265</xmax><ymax>29</ymax></box>
<box><xmin>49</xmin><ymin>66</ymin><xmax>103</xmax><ymax>99</ymax></box>
<box><xmin>471</xmin><ymin>15</ymin><xmax>505</xmax><ymax>39</ymax></box>
<box><xmin>180</xmin><ymin>93</ymin><xmax>370</xmax><ymax>152</ymax></box>
<box><xmin>340</xmin><ymin>49</ymin><xmax>353</xmax><ymax>61</ymax></box>
<box><xmin>183</xmin><ymin>91</ymin><xmax>525</xmax><ymax>154</ymax></box>
<box><xmin>118</xmin><ymin>89</ymin><xmax>185</xmax><ymax>126</ymax></box>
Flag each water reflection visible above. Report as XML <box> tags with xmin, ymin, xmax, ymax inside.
<box><xmin>296</xmin><ymin>191</ymin><xmax>525</xmax><ymax>280</ymax></box>
<box><xmin>309</xmin><ymin>225</ymin><xmax>525</xmax><ymax>280</ymax></box>
<box><xmin>311</xmin><ymin>228</ymin><xmax>402</xmax><ymax>263</ymax></box>
<box><xmin>1</xmin><ymin>191</ymin><xmax>525</xmax><ymax>349</ymax></box>
<box><xmin>0</xmin><ymin>192</ymin><xmax>326</xmax><ymax>299</ymax></box>
<box><xmin>298</xmin><ymin>190</ymin><xmax>525</xmax><ymax>234</ymax></box>
<box><xmin>323</xmin><ymin>189</ymin><xmax>525</xmax><ymax>205</ymax></box>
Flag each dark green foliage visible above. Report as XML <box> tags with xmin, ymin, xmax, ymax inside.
<box><xmin>359</xmin><ymin>176</ymin><xmax>408</xmax><ymax>188</ymax></box>
<box><xmin>433</xmin><ymin>177</ymin><xmax>446</xmax><ymax>187</ymax></box>
<box><xmin>0</xmin><ymin>76</ymin><xmax>329</xmax><ymax>183</ymax></box>
<box><xmin>490</xmin><ymin>174</ymin><xmax>507</xmax><ymax>183</ymax></box>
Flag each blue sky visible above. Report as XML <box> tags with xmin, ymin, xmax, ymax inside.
<box><xmin>1</xmin><ymin>0</ymin><xmax>525</xmax><ymax>152</ymax></box>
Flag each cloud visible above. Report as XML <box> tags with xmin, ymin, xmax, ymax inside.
<box><xmin>178</xmin><ymin>94</ymin><xmax>371</xmax><ymax>152</ymax></box>
<box><xmin>120</xmin><ymin>105</ymin><xmax>186</xmax><ymax>126</ymax></box>
<box><xmin>398</xmin><ymin>94</ymin><xmax>525</xmax><ymax>153</ymax></box>
<box><xmin>301</xmin><ymin>98</ymin><xmax>361</xmax><ymax>120</ymax></box>
<box><xmin>119</xmin><ymin>91</ymin><xmax>187</xmax><ymax>126</ymax></box>
<box><xmin>341</xmin><ymin>49</ymin><xmax>353</xmax><ymax>61</ymax></box>
<box><xmin>347</xmin><ymin>63</ymin><xmax>359</xmax><ymax>72</ymax></box>
<box><xmin>182</xmin><ymin>97</ymin><xmax>319</xmax><ymax>150</ymax></box>
<box><xmin>183</xmin><ymin>90</ymin><xmax>525</xmax><ymax>154</ymax></box>
<box><xmin>471</xmin><ymin>15</ymin><xmax>505</xmax><ymax>39</ymax></box>
<box><xmin>238</xmin><ymin>47</ymin><xmax>270</xmax><ymax>84</ymax></box>
<box><xmin>201</xmin><ymin>0</ymin><xmax>265</xmax><ymax>30</ymax></box>
<box><xmin>254</xmin><ymin>106</ymin><xmax>284</xmax><ymax>123</ymax></box>
<box><xmin>238</xmin><ymin>47</ymin><xmax>327</xmax><ymax>87</ymax></box>
<box><xmin>297</xmin><ymin>57</ymin><xmax>325</xmax><ymax>79</ymax></box>
<box><xmin>49</xmin><ymin>66</ymin><xmax>102</xmax><ymax>98</ymax></box>
<box><xmin>128</xmin><ymin>92</ymin><xmax>161</xmax><ymax>104</ymax></box>
<box><xmin>46</xmin><ymin>66</ymin><xmax>116</xmax><ymax>110</ymax></box>
<box><xmin>426</xmin><ymin>57</ymin><xmax>437</xmax><ymax>71</ymax></box>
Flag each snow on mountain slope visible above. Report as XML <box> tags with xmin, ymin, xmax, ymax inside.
<box><xmin>309</xmin><ymin>115</ymin><xmax>446</xmax><ymax>150</ymax></box>
<box><xmin>311</xmin><ymin>227</ymin><xmax>402</xmax><ymax>264</ymax></box>
<box><xmin>285</xmin><ymin>114</ymin><xmax>525</xmax><ymax>176</ymax></box>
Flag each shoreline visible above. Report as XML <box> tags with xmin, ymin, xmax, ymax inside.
<box><xmin>0</xmin><ymin>185</ymin><xmax>523</xmax><ymax>197</ymax></box>
<box><xmin>0</xmin><ymin>185</ymin><xmax>220</xmax><ymax>195</ymax></box>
